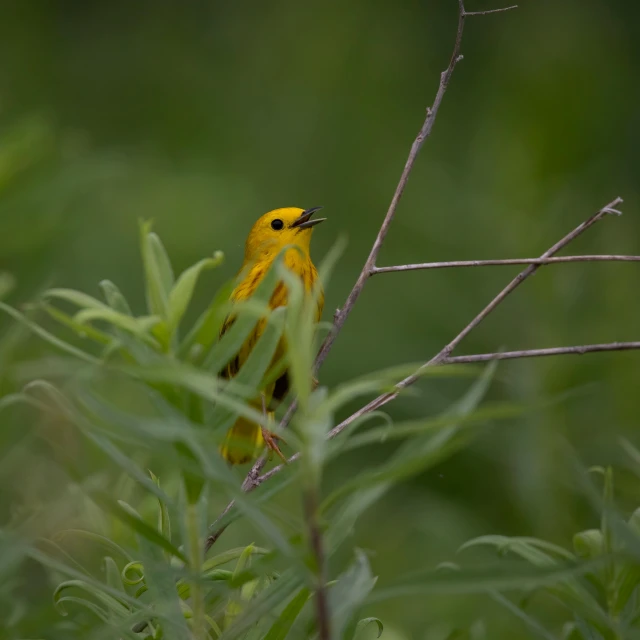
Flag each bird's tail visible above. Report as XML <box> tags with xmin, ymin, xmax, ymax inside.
<box><xmin>220</xmin><ymin>415</ymin><xmax>264</xmax><ymax>465</ymax></box>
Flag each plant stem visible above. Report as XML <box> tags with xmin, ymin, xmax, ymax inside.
<box><xmin>304</xmin><ymin>488</ymin><xmax>331</xmax><ymax>640</ymax></box>
<box><xmin>187</xmin><ymin>501</ymin><xmax>206</xmax><ymax>640</ymax></box>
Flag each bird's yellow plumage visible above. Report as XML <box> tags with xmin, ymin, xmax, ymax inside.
<box><xmin>219</xmin><ymin>207</ymin><xmax>325</xmax><ymax>464</ymax></box>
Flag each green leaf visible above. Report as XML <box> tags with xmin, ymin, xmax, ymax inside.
<box><xmin>54</xmin><ymin>579</ymin><xmax>131</xmax><ymax>617</ymax></box>
<box><xmin>320</xmin><ymin>426</ymin><xmax>475</xmax><ymax>513</ymax></box>
<box><xmin>100</xmin><ymin>280</ymin><xmax>133</xmax><ymax>315</ymax></box>
<box><xmin>353</xmin><ymin>617</ymin><xmax>384</xmax><ymax>640</ymax></box>
<box><xmin>28</xmin><ymin>547</ymin><xmax>143</xmax><ymax>611</ymax></box>
<box><xmin>149</xmin><ymin>471</ymin><xmax>172</xmax><ymax>547</ymax></box>
<box><xmin>116</xmin><ymin>362</ymin><xmax>268</xmax><ymax>433</ymax></box>
<box><xmin>207</xmin><ymin>306</ymin><xmax>286</xmax><ymax>436</ymax></box>
<box><xmin>325</xmin><ymin>365</ymin><xmax>499</xmax><ymax>551</ymax></box>
<box><xmin>55</xmin><ymin>595</ymin><xmax>110</xmax><ymax>622</ymax></box>
<box><xmin>332</xmin><ymin>550</ymin><xmax>378</xmax><ymax>640</ymax></box>
<box><xmin>613</xmin><ymin>562</ymin><xmax>640</xmax><ymax>617</ymax></box>
<box><xmin>219</xmin><ymin>569</ymin><xmax>303</xmax><ymax>640</ymax></box>
<box><xmin>90</xmin><ymin>492</ymin><xmax>187</xmax><ymax>563</ymax></box>
<box><xmin>488</xmin><ymin>591</ymin><xmax>556</xmax><ymax>640</ymax></box>
<box><xmin>122</xmin><ymin>561</ymin><xmax>145</xmax><ymax>586</ymax></box>
<box><xmin>600</xmin><ymin>466</ymin><xmax>616</xmax><ymax>596</ymax></box>
<box><xmin>263</xmin><ymin>587</ymin><xmax>310</xmax><ymax>640</ymax></box>
<box><xmin>323</xmin><ymin>361</ymin><xmax>479</xmax><ymax>416</ymax></box>
<box><xmin>334</xmin><ymin>402</ymin><xmax>522</xmax><ymax>457</ymax></box>
<box><xmin>459</xmin><ymin>536</ymin><xmax>576</xmax><ymax>564</ymax></box>
<box><xmin>167</xmin><ymin>252</ymin><xmax>224</xmax><ymax>336</ymax></box>
<box><xmin>82</xmin><ymin>429</ymin><xmax>175</xmax><ymax>508</ymax></box>
<box><xmin>0</xmin><ymin>301</ymin><xmax>99</xmax><ymax>364</ymax></box>
<box><xmin>573</xmin><ymin>530</ymin><xmax>604</xmax><ymax>559</ymax></box>
<box><xmin>326</xmin><ymin>486</ymin><xmax>389</xmax><ymax>554</ymax></box>
<box><xmin>299</xmin><ymin>386</ymin><xmax>332</xmax><ymax>483</ymax></box>
<box><xmin>179</xmin><ymin>277</ymin><xmax>236</xmax><ymax>360</ymax></box>
<box><xmin>366</xmin><ymin>558</ymin><xmax>608</xmax><ymax>601</ymax></box>
<box><xmin>232</xmin><ymin>544</ymin><xmax>257</xmax><ymax>581</ymax></box>
<box><xmin>41</xmin><ymin>302</ymin><xmax>113</xmax><ymax>345</ymax></box>
<box><xmin>73</xmin><ymin>307</ymin><xmax>162</xmax><ymax>346</ymax></box>
<box><xmin>459</xmin><ymin>534</ymin><xmax>608</xmax><ymax>622</ymax></box>
<box><xmin>53</xmin><ymin>529</ymin><xmax>134</xmax><ymax>562</ymax></box>
<box><xmin>149</xmin><ymin>232</ymin><xmax>175</xmax><ymax>293</ymax></box>
<box><xmin>104</xmin><ymin>556</ymin><xmax>126</xmax><ymax>595</ymax></box>
<box><xmin>276</xmin><ymin>262</ymin><xmax>313</xmax><ymax>409</ymax></box>
<box><xmin>202</xmin><ymin>252</ymin><xmax>284</xmax><ymax>374</ymax></box>
<box><xmin>140</xmin><ymin>221</ymin><xmax>174</xmax><ymax>319</ymax></box>
<box><xmin>202</xmin><ymin>546</ymin><xmax>270</xmax><ymax>574</ymax></box>
<box><xmin>457</xmin><ymin>535</ymin><xmax>609</xmax><ymax>630</ymax></box>
<box><xmin>99</xmin><ymin>280</ymin><xmax>159</xmax><ymax>363</ymax></box>
<box><xmin>138</xmin><ymin>535</ymin><xmax>191</xmax><ymax>640</ymax></box>
<box><xmin>45</xmin><ymin>287</ymin><xmax>113</xmax><ymax>312</ymax></box>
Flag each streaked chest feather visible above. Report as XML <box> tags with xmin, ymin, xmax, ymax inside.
<box><xmin>221</xmin><ymin>251</ymin><xmax>324</xmax><ymax>380</ymax></box>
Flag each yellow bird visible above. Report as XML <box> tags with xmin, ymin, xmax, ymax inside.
<box><xmin>219</xmin><ymin>207</ymin><xmax>326</xmax><ymax>464</ymax></box>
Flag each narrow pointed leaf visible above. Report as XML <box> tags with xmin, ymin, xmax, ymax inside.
<box><xmin>263</xmin><ymin>587</ymin><xmax>310</xmax><ymax>640</ymax></box>
<box><xmin>167</xmin><ymin>252</ymin><xmax>224</xmax><ymax>336</ymax></box>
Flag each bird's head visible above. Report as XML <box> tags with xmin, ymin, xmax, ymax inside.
<box><xmin>243</xmin><ymin>207</ymin><xmax>325</xmax><ymax>262</ymax></box>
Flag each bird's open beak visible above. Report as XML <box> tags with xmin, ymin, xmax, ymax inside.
<box><xmin>291</xmin><ymin>206</ymin><xmax>326</xmax><ymax>230</ymax></box>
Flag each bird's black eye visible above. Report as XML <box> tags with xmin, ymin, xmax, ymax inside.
<box><xmin>271</xmin><ymin>219</ymin><xmax>284</xmax><ymax>230</ymax></box>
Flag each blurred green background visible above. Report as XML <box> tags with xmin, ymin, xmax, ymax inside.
<box><xmin>1</xmin><ymin>0</ymin><xmax>639</xmax><ymax>637</ymax></box>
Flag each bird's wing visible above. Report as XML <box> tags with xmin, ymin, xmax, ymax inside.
<box><xmin>219</xmin><ymin>314</ymin><xmax>240</xmax><ymax>379</ymax></box>
<box><xmin>269</xmin><ymin>371</ymin><xmax>290</xmax><ymax>411</ymax></box>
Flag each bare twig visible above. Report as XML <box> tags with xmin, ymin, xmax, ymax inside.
<box><xmin>427</xmin><ymin>197</ymin><xmax>624</xmax><ymax>365</ymax></box>
<box><xmin>372</xmin><ymin>255</ymin><xmax>640</xmax><ymax>274</ymax></box>
<box><xmin>252</xmin><ymin>341</ymin><xmax>640</xmax><ymax>488</ymax></box>
<box><xmin>240</xmin><ymin>197</ymin><xmax>627</xmax><ymax>490</ymax></box>
<box><xmin>465</xmin><ymin>5</ymin><xmax>518</xmax><ymax>16</ymax></box>
<box><xmin>206</xmin><ymin>194</ymin><xmax>628</xmax><ymax>551</ymax></box>
<box><xmin>313</xmin><ymin>1</ymin><xmax>518</xmax><ymax>372</ymax></box>
<box><xmin>441</xmin><ymin>342</ymin><xmax>640</xmax><ymax>364</ymax></box>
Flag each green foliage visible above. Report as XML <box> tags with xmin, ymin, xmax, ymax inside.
<box><xmin>3</xmin><ymin>225</ymin><xmax>637</xmax><ymax>640</ymax></box>
<box><xmin>446</xmin><ymin>466</ymin><xmax>640</xmax><ymax>640</ymax></box>
<box><xmin>0</xmin><ymin>225</ymin><xmax>512</xmax><ymax>638</ymax></box>
<box><xmin>0</xmin><ymin>3</ymin><xmax>638</xmax><ymax>637</ymax></box>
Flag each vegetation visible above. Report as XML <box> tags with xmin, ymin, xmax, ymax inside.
<box><xmin>1</xmin><ymin>1</ymin><xmax>639</xmax><ymax>638</ymax></box>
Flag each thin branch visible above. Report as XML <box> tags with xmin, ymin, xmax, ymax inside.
<box><xmin>307</xmin><ymin>198</ymin><xmax>624</xmax><ymax>436</ymax></box>
<box><xmin>304</xmin><ymin>489</ymin><xmax>330</xmax><ymax>640</ymax></box>
<box><xmin>245</xmin><ymin>197</ymin><xmax>627</xmax><ymax>488</ymax></box>
<box><xmin>206</xmin><ymin>197</ymin><xmax>628</xmax><ymax>551</ymax></box>
<box><xmin>252</xmin><ymin>339</ymin><xmax>640</xmax><ymax>487</ymax></box>
<box><xmin>441</xmin><ymin>342</ymin><xmax>640</xmax><ymax>364</ymax></box>
<box><xmin>465</xmin><ymin>5</ymin><xmax>518</xmax><ymax>16</ymax></box>
<box><xmin>372</xmin><ymin>255</ymin><xmax>640</xmax><ymax>274</ymax></box>
<box><xmin>428</xmin><ymin>197</ymin><xmax>624</xmax><ymax>364</ymax></box>
<box><xmin>313</xmin><ymin>0</ymin><xmax>516</xmax><ymax>372</ymax></box>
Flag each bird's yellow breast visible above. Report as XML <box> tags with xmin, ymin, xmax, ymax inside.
<box><xmin>221</xmin><ymin>247</ymin><xmax>323</xmax><ymax>380</ymax></box>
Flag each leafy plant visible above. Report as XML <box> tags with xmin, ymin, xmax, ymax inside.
<box><xmin>0</xmin><ymin>224</ymin><xmax>514</xmax><ymax>638</ymax></box>
<box><xmin>444</xmin><ymin>463</ymin><xmax>640</xmax><ymax>640</ymax></box>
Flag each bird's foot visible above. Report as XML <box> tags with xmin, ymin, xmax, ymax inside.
<box><xmin>261</xmin><ymin>427</ymin><xmax>288</xmax><ymax>464</ymax></box>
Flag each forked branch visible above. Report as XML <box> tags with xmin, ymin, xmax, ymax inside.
<box><xmin>206</xmin><ymin>0</ymin><xmax>519</xmax><ymax>553</ymax></box>
<box><xmin>203</xmin><ymin>4</ymin><xmax>638</xmax><ymax>559</ymax></box>
<box><xmin>314</xmin><ymin>0</ymin><xmax>518</xmax><ymax>372</ymax></box>
<box><xmin>251</xmin><ymin>338</ymin><xmax>640</xmax><ymax>485</ymax></box>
